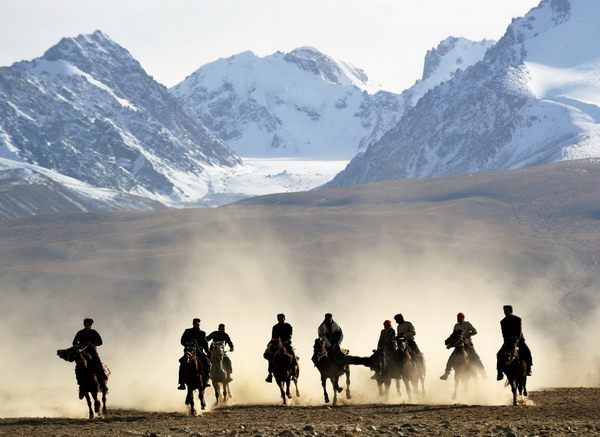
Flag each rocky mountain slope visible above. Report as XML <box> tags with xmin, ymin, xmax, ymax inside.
<box><xmin>171</xmin><ymin>40</ymin><xmax>493</xmax><ymax>160</ymax></box>
<box><xmin>0</xmin><ymin>31</ymin><xmax>242</xmax><ymax>207</ymax></box>
<box><xmin>326</xmin><ymin>0</ymin><xmax>600</xmax><ymax>187</ymax></box>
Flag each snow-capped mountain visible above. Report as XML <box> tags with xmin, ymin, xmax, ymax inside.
<box><xmin>0</xmin><ymin>157</ymin><xmax>164</xmax><ymax>219</ymax></box>
<box><xmin>326</xmin><ymin>0</ymin><xmax>600</xmax><ymax>187</ymax></box>
<box><xmin>171</xmin><ymin>42</ymin><xmax>492</xmax><ymax>160</ymax></box>
<box><xmin>0</xmin><ymin>31</ymin><xmax>242</xmax><ymax>206</ymax></box>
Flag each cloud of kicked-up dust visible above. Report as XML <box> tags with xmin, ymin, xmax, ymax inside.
<box><xmin>0</xmin><ymin>207</ymin><xmax>598</xmax><ymax>417</ymax></box>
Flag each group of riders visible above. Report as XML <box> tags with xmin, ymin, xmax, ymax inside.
<box><xmin>70</xmin><ymin>305</ymin><xmax>533</xmax><ymax>393</ymax></box>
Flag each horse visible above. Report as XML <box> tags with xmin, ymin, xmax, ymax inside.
<box><xmin>500</xmin><ymin>337</ymin><xmax>528</xmax><ymax>406</ymax></box>
<box><xmin>209</xmin><ymin>341</ymin><xmax>232</xmax><ymax>404</ymax></box>
<box><xmin>395</xmin><ymin>336</ymin><xmax>426</xmax><ymax>401</ymax></box>
<box><xmin>264</xmin><ymin>338</ymin><xmax>300</xmax><ymax>405</ymax></box>
<box><xmin>57</xmin><ymin>346</ymin><xmax>108</xmax><ymax>419</ymax></box>
<box><xmin>442</xmin><ymin>331</ymin><xmax>478</xmax><ymax>400</ymax></box>
<box><xmin>368</xmin><ymin>346</ymin><xmax>402</xmax><ymax>399</ymax></box>
<box><xmin>312</xmin><ymin>338</ymin><xmax>351</xmax><ymax>405</ymax></box>
<box><xmin>183</xmin><ymin>343</ymin><xmax>206</xmax><ymax>414</ymax></box>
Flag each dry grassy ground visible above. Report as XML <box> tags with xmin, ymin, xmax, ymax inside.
<box><xmin>1</xmin><ymin>388</ymin><xmax>599</xmax><ymax>437</ymax></box>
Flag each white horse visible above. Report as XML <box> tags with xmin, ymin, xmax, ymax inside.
<box><xmin>209</xmin><ymin>341</ymin><xmax>232</xmax><ymax>404</ymax></box>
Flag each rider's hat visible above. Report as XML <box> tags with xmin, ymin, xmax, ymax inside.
<box><xmin>83</xmin><ymin>318</ymin><xmax>94</xmax><ymax>325</ymax></box>
<box><xmin>325</xmin><ymin>313</ymin><xmax>333</xmax><ymax>319</ymax></box>
<box><xmin>384</xmin><ymin>320</ymin><xmax>392</xmax><ymax>327</ymax></box>
<box><xmin>192</xmin><ymin>318</ymin><xmax>201</xmax><ymax>324</ymax></box>
<box><xmin>457</xmin><ymin>312</ymin><xmax>465</xmax><ymax>318</ymax></box>
<box><xmin>277</xmin><ymin>313</ymin><xmax>285</xmax><ymax>318</ymax></box>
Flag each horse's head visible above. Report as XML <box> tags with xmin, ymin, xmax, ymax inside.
<box><xmin>502</xmin><ymin>337</ymin><xmax>519</xmax><ymax>366</ymax></box>
<box><xmin>183</xmin><ymin>342</ymin><xmax>198</xmax><ymax>363</ymax></box>
<box><xmin>57</xmin><ymin>347</ymin><xmax>77</xmax><ymax>362</ymax></box>
<box><xmin>267</xmin><ymin>338</ymin><xmax>283</xmax><ymax>354</ymax></box>
<box><xmin>313</xmin><ymin>338</ymin><xmax>326</xmax><ymax>355</ymax></box>
<box><xmin>210</xmin><ymin>341</ymin><xmax>226</xmax><ymax>361</ymax></box>
<box><xmin>396</xmin><ymin>335</ymin><xmax>409</xmax><ymax>353</ymax></box>
<box><xmin>445</xmin><ymin>329</ymin><xmax>465</xmax><ymax>349</ymax></box>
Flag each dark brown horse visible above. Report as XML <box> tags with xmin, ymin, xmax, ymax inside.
<box><xmin>395</xmin><ymin>336</ymin><xmax>426</xmax><ymax>401</ymax></box>
<box><xmin>264</xmin><ymin>338</ymin><xmax>300</xmax><ymax>405</ymax></box>
<box><xmin>183</xmin><ymin>344</ymin><xmax>206</xmax><ymax>414</ymax></box>
<box><xmin>500</xmin><ymin>337</ymin><xmax>528</xmax><ymax>406</ymax></box>
<box><xmin>443</xmin><ymin>331</ymin><xmax>477</xmax><ymax>400</ymax></box>
<box><xmin>57</xmin><ymin>346</ymin><xmax>108</xmax><ymax>419</ymax></box>
<box><xmin>369</xmin><ymin>347</ymin><xmax>399</xmax><ymax>399</ymax></box>
<box><xmin>312</xmin><ymin>339</ymin><xmax>351</xmax><ymax>405</ymax></box>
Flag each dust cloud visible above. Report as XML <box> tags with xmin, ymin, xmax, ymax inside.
<box><xmin>0</xmin><ymin>210</ymin><xmax>598</xmax><ymax>418</ymax></box>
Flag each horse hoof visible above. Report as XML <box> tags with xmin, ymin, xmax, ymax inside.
<box><xmin>324</xmin><ymin>398</ymin><xmax>330</xmax><ymax>403</ymax></box>
<box><xmin>346</xmin><ymin>394</ymin><xmax>352</xmax><ymax>400</ymax></box>
<box><xmin>337</xmin><ymin>387</ymin><xmax>343</xmax><ymax>393</ymax></box>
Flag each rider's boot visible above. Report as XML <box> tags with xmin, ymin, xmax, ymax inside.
<box><xmin>178</xmin><ymin>383</ymin><xmax>186</xmax><ymax>390</ymax></box>
<box><xmin>440</xmin><ymin>370</ymin><xmax>450</xmax><ymax>381</ymax></box>
<box><xmin>265</xmin><ymin>373</ymin><xmax>273</xmax><ymax>383</ymax></box>
<box><xmin>496</xmin><ymin>370</ymin><xmax>503</xmax><ymax>381</ymax></box>
<box><xmin>526</xmin><ymin>365</ymin><xmax>532</xmax><ymax>376</ymax></box>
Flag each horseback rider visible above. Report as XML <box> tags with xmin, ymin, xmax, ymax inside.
<box><xmin>496</xmin><ymin>305</ymin><xmax>533</xmax><ymax>380</ymax></box>
<box><xmin>373</xmin><ymin>320</ymin><xmax>397</xmax><ymax>378</ymax></box>
<box><xmin>377</xmin><ymin>320</ymin><xmax>397</xmax><ymax>352</ymax></box>
<box><xmin>440</xmin><ymin>312</ymin><xmax>486</xmax><ymax>380</ymax></box>
<box><xmin>72</xmin><ymin>318</ymin><xmax>107</xmax><ymax>392</ymax></box>
<box><xmin>266</xmin><ymin>313</ymin><xmax>295</xmax><ymax>383</ymax></box>
<box><xmin>317</xmin><ymin>313</ymin><xmax>344</xmax><ymax>364</ymax></box>
<box><xmin>207</xmin><ymin>323</ymin><xmax>234</xmax><ymax>382</ymax></box>
<box><xmin>394</xmin><ymin>313</ymin><xmax>422</xmax><ymax>356</ymax></box>
<box><xmin>178</xmin><ymin>318</ymin><xmax>211</xmax><ymax>390</ymax></box>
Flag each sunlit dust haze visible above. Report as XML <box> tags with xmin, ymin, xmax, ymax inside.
<box><xmin>0</xmin><ymin>201</ymin><xmax>598</xmax><ymax>418</ymax></box>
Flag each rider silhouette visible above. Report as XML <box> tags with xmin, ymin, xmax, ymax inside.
<box><xmin>394</xmin><ymin>313</ymin><xmax>422</xmax><ymax>356</ymax></box>
<box><xmin>72</xmin><ymin>318</ymin><xmax>107</xmax><ymax>392</ymax></box>
<box><xmin>373</xmin><ymin>320</ymin><xmax>397</xmax><ymax>378</ymax></box>
<box><xmin>496</xmin><ymin>305</ymin><xmax>533</xmax><ymax>380</ymax></box>
<box><xmin>178</xmin><ymin>318</ymin><xmax>211</xmax><ymax>389</ymax></box>
<box><xmin>377</xmin><ymin>320</ymin><xmax>397</xmax><ymax>352</ymax></box>
<box><xmin>440</xmin><ymin>312</ymin><xmax>486</xmax><ymax>380</ymax></box>
<box><xmin>266</xmin><ymin>313</ymin><xmax>294</xmax><ymax>383</ymax></box>
<box><xmin>318</xmin><ymin>313</ymin><xmax>344</xmax><ymax>364</ymax></box>
<box><xmin>207</xmin><ymin>323</ymin><xmax>234</xmax><ymax>382</ymax></box>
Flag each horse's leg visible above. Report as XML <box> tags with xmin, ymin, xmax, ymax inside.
<box><xmin>395</xmin><ymin>378</ymin><xmax>401</xmax><ymax>396</ymax></box>
<box><xmin>187</xmin><ymin>388</ymin><xmax>196</xmax><ymax>415</ymax></box>
<box><xmin>278</xmin><ymin>379</ymin><xmax>287</xmax><ymax>405</ymax></box>
<box><xmin>286</xmin><ymin>378</ymin><xmax>292</xmax><ymax>399</ymax></box>
<box><xmin>322</xmin><ymin>377</ymin><xmax>329</xmax><ymax>403</ymax></box>
<box><xmin>345</xmin><ymin>367</ymin><xmax>351</xmax><ymax>399</ymax></box>
<box><xmin>511</xmin><ymin>380</ymin><xmax>518</xmax><ymax>406</ymax></box>
<box><xmin>452</xmin><ymin>373</ymin><xmax>459</xmax><ymax>400</ymax></box>
<box><xmin>332</xmin><ymin>377</ymin><xmax>338</xmax><ymax>406</ymax></box>
<box><xmin>199</xmin><ymin>387</ymin><xmax>206</xmax><ymax>410</ymax></box>
<box><xmin>92</xmin><ymin>391</ymin><xmax>101</xmax><ymax>414</ymax></box>
<box><xmin>84</xmin><ymin>392</ymin><xmax>94</xmax><ymax>420</ymax></box>
<box><xmin>403</xmin><ymin>377</ymin><xmax>412</xmax><ymax>403</ymax></box>
<box><xmin>101</xmin><ymin>387</ymin><xmax>107</xmax><ymax>414</ymax></box>
<box><xmin>293</xmin><ymin>364</ymin><xmax>300</xmax><ymax>397</ymax></box>
<box><xmin>523</xmin><ymin>375</ymin><xmax>528</xmax><ymax>397</ymax></box>
<box><xmin>214</xmin><ymin>382</ymin><xmax>220</xmax><ymax>405</ymax></box>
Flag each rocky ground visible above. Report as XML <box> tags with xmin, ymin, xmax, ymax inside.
<box><xmin>1</xmin><ymin>388</ymin><xmax>599</xmax><ymax>437</ymax></box>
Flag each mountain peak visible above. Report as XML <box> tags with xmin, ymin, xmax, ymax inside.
<box><xmin>283</xmin><ymin>46</ymin><xmax>373</xmax><ymax>91</ymax></box>
<box><xmin>42</xmin><ymin>30</ymin><xmax>136</xmax><ymax>67</ymax></box>
<box><xmin>422</xmin><ymin>36</ymin><xmax>494</xmax><ymax>81</ymax></box>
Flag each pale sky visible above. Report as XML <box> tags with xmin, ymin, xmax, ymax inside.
<box><xmin>0</xmin><ymin>0</ymin><xmax>540</xmax><ymax>93</ymax></box>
